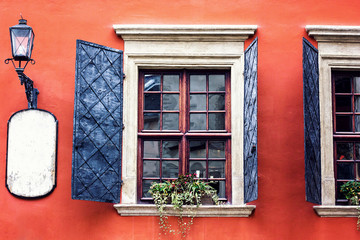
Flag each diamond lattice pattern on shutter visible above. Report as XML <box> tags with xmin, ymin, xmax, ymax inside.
<box><xmin>303</xmin><ymin>38</ymin><xmax>321</xmax><ymax>204</ymax></box>
<box><xmin>244</xmin><ymin>38</ymin><xmax>258</xmax><ymax>203</ymax></box>
<box><xmin>72</xmin><ymin>40</ymin><xmax>123</xmax><ymax>203</ymax></box>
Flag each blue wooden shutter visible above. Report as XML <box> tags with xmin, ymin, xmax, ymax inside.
<box><xmin>244</xmin><ymin>38</ymin><xmax>258</xmax><ymax>203</ymax></box>
<box><xmin>72</xmin><ymin>40</ymin><xmax>123</xmax><ymax>203</ymax></box>
<box><xmin>303</xmin><ymin>38</ymin><xmax>321</xmax><ymax>204</ymax></box>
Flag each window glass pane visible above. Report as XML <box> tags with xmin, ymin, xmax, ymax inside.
<box><xmin>144</xmin><ymin>93</ymin><xmax>160</xmax><ymax>110</ymax></box>
<box><xmin>209</xmin><ymin>113</ymin><xmax>225</xmax><ymax>130</ymax></box>
<box><xmin>335</xmin><ymin>95</ymin><xmax>352</xmax><ymax>112</ymax></box>
<box><xmin>144</xmin><ymin>112</ymin><xmax>160</xmax><ymax>130</ymax></box>
<box><xmin>355</xmin><ymin>116</ymin><xmax>360</xmax><ymax>132</ymax></box>
<box><xmin>336</xmin><ymin>181</ymin><xmax>346</xmax><ymax>202</ymax></box>
<box><xmin>162</xmin><ymin>161</ymin><xmax>179</xmax><ymax>178</ymax></box>
<box><xmin>144</xmin><ymin>74</ymin><xmax>160</xmax><ymax>91</ymax></box>
<box><xmin>355</xmin><ymin>77</ymin><xmax>360</xmax><ymax>93</ymax></box>
<box><xmin>209</xmin><ymin>141</ymin><xmax>225</xmax><ymax>158</ymax></box>
<box><xmin>209</xmin><ymin>161</ymin><xmax>225</xmax><ymax>178</ymax></box>
<box><xmin>335</xmin><ymin>77</ymin><xmax>351</xmax><ymax>93</ymax></box>
<box><xmin>336</xmin><ymin>142</ymin><xmax>353</xmax><ymax>160</ymax></box>
<box><xmin>190</xmin><ymin>113</ymin><xmax>206</xmax><ymax>130</ymax></box>
<box><xmin>163</xmin><ymin>141</ymin><xmax>179</xmax><ymax>158</ymax></box>
<box><xmin>355</xmin><ymin>143</ymin><xmax>360</xmax><ymax>159</ymax></box>
<box><xmin>337</xmin><ymin>163</ymin><xmax>354</xmax><ymax>179</ymax></box>
<box><xmin>143</xmin><ymin>180</ymin><xmax>157</xmax><ymax>198</ymax></box>
<box><xmin>163</xmin><ymin>94</ymin><xmax>179</xmax><ymax>110</ymax></box>
<box><xmin>143</xmin><ymin>160</ymin><xmax>160</xmax><ymax>177</ymax></box>
<box><xmin>336</xmin><ymin>115</ymin><xmax>352</xmax><ymax>132</ymax></box>
<box><xmin>357</xmin><ymin>163</ymin><xmax>360</xmax><ymax>181</ymax></box>
<box><xmin>189</xmin><ymin>160</ymin><xmax>206</xmax><ymax>178</ymax></box>
<box><xmin>355</xmin><ymin>96</ymin><xmax>360</xmax><ymax>112</ymax></box>
<box><xmin>209</xmin><ymin>94</ymin><xmax>225</xmax><ymax>110</ymax></box>
<box><xmin>189</xmin><ymin>141</ymin><xmax>206</xmax><ymax>158</ymax></box>
<box><xmin>190</xmin><ymin>75</ymin><xmax>206</xmax><ymax>92</ymax></box>
<box><xmin>209</xmin><ymin>74</ymin><xmax>225</xmax><ymax>91</ymax></box>
<box><xmin>190</xmin><ymin>94</ymin><xmax>206</xmax><ymax>110</ymax></box>
<box><xmin>162</xmin><ymin>113</ymin><xmax>179</xmax><ymax>130</ymax></box>
<box><xmin>209</xmin><ymin>180</ymin><xmax>226</xmax><ymax>198</ymax></box>
<box><xmin>163</xmin><ymin>75</ymin><xmax>179</xmax><ymax>91</ymax></box>
<box><xmin>144</xmin><ymin>141</ymin><xmax>160</xmax><ymax>158</ymax></box>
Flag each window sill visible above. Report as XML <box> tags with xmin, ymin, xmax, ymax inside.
<box><xmin>114</xmin><ymin>204</ymin><xmax>256</xmax><ymax>217</ymax></box>
<box><xmin>314</xmin><ymin>206</ymin><xmax>359</xmax><ymax>217</ymax></box>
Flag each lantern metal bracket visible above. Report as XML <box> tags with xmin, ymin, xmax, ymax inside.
<box><xmin>5</xmin><ymin>58</ymin><xmax>38</xmax><ymax>109</ymax></box>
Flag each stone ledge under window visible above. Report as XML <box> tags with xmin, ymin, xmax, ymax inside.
<box><xmin>314</xmin><ymin>206</ymin><xmax>359</xmax><ymax>217</ymax></box>
<box><xmin>114</xmin><ymin>204</ymin><xmax>256</xmax><ymax>217</ymax></box>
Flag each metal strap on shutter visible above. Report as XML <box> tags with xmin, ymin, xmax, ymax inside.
<box><xmin>244</xmin><ymin>38</ymin><xmax>258</xmax><ymax>203</ymax></box>
<box><xmin>72</xmin><ymin>40</ymin><xmax>123</xmax><ymax>203</ymax></box>
<box><xmin>303</xmin><ymin>38</ymin><xmax>321</xmax><ymax>204</ymax></box>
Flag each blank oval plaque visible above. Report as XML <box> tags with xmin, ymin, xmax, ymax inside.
<box><xmin>6</xmin><ymin>109</ymin><xmax>57</xmax><ymax>198</ymax></box>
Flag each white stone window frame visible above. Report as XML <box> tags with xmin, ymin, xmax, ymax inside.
<box><xmin>112</xmin><ymin>25</ymin><xmax>257</xmax><ymax>217</ymax></box>
<box><xmin>307</xmin><ymin>25</ymin><xmax>360</xmax><ymax>217</ymax></box>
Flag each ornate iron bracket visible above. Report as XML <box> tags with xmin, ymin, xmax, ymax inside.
<box><xmin>5</xmin><ymin>58</ymin><xmax>39</xmax><ymax>109</ymax></box>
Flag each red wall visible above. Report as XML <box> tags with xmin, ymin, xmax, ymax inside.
<box><xmin>0</xmin><ymin>0</ymin><xmax>359</xmax><ymax>239</ymax></box>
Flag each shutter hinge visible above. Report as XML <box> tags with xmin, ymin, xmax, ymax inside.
<box><xmin>123</xmin><ymin>73</ymin><xmax>126</xmax><ymax>80</ymax></box>
<box><xmin>122</xmin><ymin>124</ymin><xmax>125</xmax><ymax>130</ymax></box>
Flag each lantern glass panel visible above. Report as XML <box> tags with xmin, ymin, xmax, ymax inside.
<box><xmin>10</xmin><ymin>27</ymin><xmax>34</xmax><ymax>60</ymax></box>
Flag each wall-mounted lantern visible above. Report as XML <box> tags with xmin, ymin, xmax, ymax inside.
<box><xmin>5</xmin><ymin>17</ymin><xmax>38</xmax><ymax>109</ymax></box>
<box><xmin>5</xmin><ymin>17</ymin><xmax>58</xmax><ymax>199</ymax></box>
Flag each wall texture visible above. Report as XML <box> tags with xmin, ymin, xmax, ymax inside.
<box><xmin>0</xmin><ymin>0</ymin><xmax>359</xmax><ymax>239</ymax></box>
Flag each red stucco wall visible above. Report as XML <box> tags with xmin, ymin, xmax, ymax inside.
<box><xmin>0</xmin><ymin>0</ymin><xmax>359</xmax><ymax>239</ymax></box>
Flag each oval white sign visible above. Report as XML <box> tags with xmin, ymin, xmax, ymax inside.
<box><xmin>6</xmin><ymin>109</ymin><xmax>57</xmax><ymax>198</ymax></box>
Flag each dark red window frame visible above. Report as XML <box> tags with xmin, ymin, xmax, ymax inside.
<box><xmin>332</xmin><ymin>71</ymin><xmax>360</xmax><ymax>204</ymax></box>
<box><xmin>137</xmin><ymin>69</ymin><xmax>232</xmax><ymax>203</ymax></box>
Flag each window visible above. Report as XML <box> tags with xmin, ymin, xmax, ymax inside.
<box><xmin>305</xmin><ymin>25</ymin><xmax>360</xmax><ymax>217</ymax></box>
<box><xmin>138</xmin><ymin>70</ymin><xmax>231</xmax><ymax>201</ymax></box>
<box><xmin>332</xmin><ymin>71</ymin><xmax>360</xmax><ymax>205</ymax></box>
<box><xmin>69</xmin><ymin>24</ymin><xmax>260</xmax><ymax>216</ymax></box>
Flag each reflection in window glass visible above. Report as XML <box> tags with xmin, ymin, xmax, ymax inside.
<box><xmin>190</xmin><ymin>94</ymin><xmax>206</xmax><ymax>110</ymax></box>
<box><xmin>209</xmin><ymin>113</ymin><xmax>225</xmax><ymax>130</ymax></box>
<box><xmin>209</xmin><ymin>74</ymin><xmax>225</xmax><ymax>91</ymax></box>
<box><xmin>209</xmin><ymin>94</ymin><xmax>225</xmax><ymax>110</ymax></box>
<box><xmin>209</xmin><ymin>141</ymin><xmax>225</xmax><ymax>158</ymax></box>
<box><xmin>190</xmin><ymin>114</ymin><xmax>206</xmax><ymax>130</ymax></box>
<box><xmin>163</xmin><ymin>75</ymin><xmax>179</xmax><ymax>91</ymax></box>
<box><xmin>190</xmin><ymin>75</ymin><xmax>206</xmax><ymax>91</ymax></box>
<box><xmin>144</xmin><ymin>75</ymin><xmax>160</xmax><ymax>91</ymax></box>
<box><xmin>143</xmin><ymin>161</ymin><xmax>160</xmax><ymax>177</ymax></box>
<box><xmin>189</xmin><ymin>141</ymin><xmax>206</xmax><ymax>158</ymax></box>
<box><xmin>336</xmin><ymin>142</ymin><xmax>353</xmax><ymax>160</ymax></box>
<box><xmin>162</xmin><ymin>113</ymin><xmax>179</xmax><ymax>130</ymax></box>
<box><xmin>144</xmin><ymin>141</ymin><xmax>160</xmax><ymax>158</ymax></box>
<box><xmin>162</xmin><ymin>161</ymin><xmax>179</xmax><ymax>178</ymax></box>
<box><xmin>209</xmin><ymin>161</ymin><xmax>225</xmax><ymax>178</ymax></box>
<box><xmin>189</xmin><ymin>161</ymin><xmax>206</xmax><ymax>178</ymax></box>
<box><xmin>162</xmin><ymin>141</ymin><xmax>179</xmax><ymax>158</ymax></box>
<box><xmin>163</xmin><ymin>94</ymin><xmax>179</xmax><ymax>110</ymax></box>
<box><xmin>144</xmin><ymin>113</ymin><xmax>160</xmax><ymax>130</ymax></box>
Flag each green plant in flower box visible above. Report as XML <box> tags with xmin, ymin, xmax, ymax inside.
<box><xmin>149</xmin><ymin>173</ymin><xmax>219</xmax><ymax>238</ymax></box>
<box><xmin>340</xmin><ymin>181</ymin><xmax>360</xmax><ymax>230</ymax></box>
<box><xmin>340</xmin><ymin>181</ymin><xmax>360</xmax><ymax>205</ymax></box>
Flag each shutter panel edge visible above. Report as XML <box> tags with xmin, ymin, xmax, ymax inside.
<box><xmin>244</xmin><ymin>37</ymin><xmax>258</xmax><ymax>203</ymax></box>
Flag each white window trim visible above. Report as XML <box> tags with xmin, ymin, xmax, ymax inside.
<box><xmin>112</xmin><ymin>25</ymin><xmax>257</xmax><ymax>217</ymax></box>
<box><xmin>306</xmin><ymin>25</ymin><xmax>360</xmax><ymax>217</ymax></box>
